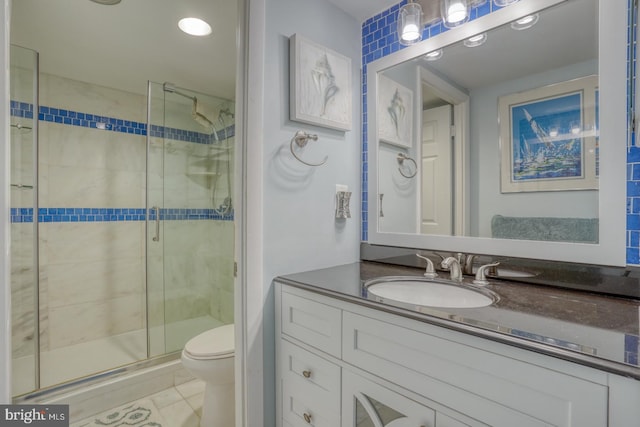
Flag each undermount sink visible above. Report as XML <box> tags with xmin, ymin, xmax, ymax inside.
<box><xmin>364</xmin><ymin>276</ymin><xmax>499</xmax><ymax>309</ymax></box>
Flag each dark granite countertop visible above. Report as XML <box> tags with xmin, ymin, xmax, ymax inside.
<box><xmin>276</xmin><ymin>261</ymin><xmax>640</xmax><ymax>380</ymax></box>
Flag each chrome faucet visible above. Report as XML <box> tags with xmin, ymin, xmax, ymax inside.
<box><xmin>441</xmin><ymin>257</ymin><xmax>463</xmax><ymax>282</ymax></box>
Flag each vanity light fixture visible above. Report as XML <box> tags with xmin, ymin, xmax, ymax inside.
<box><xmin>441</xmin><ymin>0</ymin><xmax>470</xmax><ymax>28</ymax></box>
<box><xmin>398</xmin><ymin>0</ymin><xmax>424</xmax><ymax>45</ymax></box>
<box><xmin>424</xmin><ymin>49</ymin><xmax>444</xmax><ymax>61</ymax></box>
<box><xmin>510</xmin><ymin>13</ymin><xmax>539</xmax><ymax>30</ymax></box>
<box><xmin>493</xmin><ymin>0</ymin><xmax>520</xmax><ymax>6</ymax></box>
<box><xmin>463</xmin><ymin>32</ymin><xmax>488</xmax><ymax>47</ymax></box>
<box><xmin>178</xmin><ymin>17</ymin><xmax>212</xmax><ymax>36</ymax></box>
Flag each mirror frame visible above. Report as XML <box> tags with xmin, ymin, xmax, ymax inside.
<box><xmin>366</xmin><ymin>0</ymin><xmax>627</xmax><ymax>266</ymax></box>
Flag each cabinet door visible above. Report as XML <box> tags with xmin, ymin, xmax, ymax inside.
<box><xmin>342</xmin><ymin>370</ymin><xmax>436</xmax><ymax>427</ymax></box>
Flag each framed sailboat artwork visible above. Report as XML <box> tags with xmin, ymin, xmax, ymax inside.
<box><xmin>499</xmin><ymin>75</ymin><xmax>599</xmax><ymax>193</ymax></box>
<box><xmin>289</xmin><ymin>34</ymin><xmax>352</xmax><ymax>131</ymax></box>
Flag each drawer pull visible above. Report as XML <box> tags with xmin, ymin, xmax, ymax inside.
<box><xmin>302</xmin><ymin>370</ymin><xmax>312</xmax><ymax>378</ymax></box>
<box><xmin>303</xmin><ymin>413</ymin><xmax>312</xmax><ymax>423</ymax></box>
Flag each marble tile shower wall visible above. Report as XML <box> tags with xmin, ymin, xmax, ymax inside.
<box><xmin>362</xmin><ymin>0</ymin><xmax>640</xmax><ymax>266</ymax></box>
<box><xmin>10</xmin><ymin>73</ymin><xmax>234</xmax><ymax>357</ymax></box>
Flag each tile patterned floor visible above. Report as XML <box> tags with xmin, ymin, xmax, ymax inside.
<box><xmin>71</xmin><ymin>379</ymin><xmax>205</xmax><ymax>427</ymax></box>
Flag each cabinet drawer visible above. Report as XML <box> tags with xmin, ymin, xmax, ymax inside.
<box><xmin>343</xmin><ymin>312</ymin><xmax>608</xmax><ymax>427</ymax></box>
<box><xmin>281</xmin><ymin>290</ymin><xmax>342</xmax><ymax>357</ymax></box>
<box><xmin>281</xmin><ymin>341</ymin><xmax>341</xmax><ymax>426</ymax></box>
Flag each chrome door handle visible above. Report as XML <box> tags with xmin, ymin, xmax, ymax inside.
<box><xmin>152</xmin><ymin>206</ymin><xmax>160</xmax><ymax>242</ymax></box>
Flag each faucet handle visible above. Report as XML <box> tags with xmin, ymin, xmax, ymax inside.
<box><xmin>416</xmin><ymin>254</ymin><xmax>438</xmax><ymax>279</ymax></box>
<box><xmin>473</xmin><ymin>262</ymin><xmax>500</xmax><ymax>286</ymax></box>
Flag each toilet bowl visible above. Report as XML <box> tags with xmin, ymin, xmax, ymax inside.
<box><xmin>181</xmin><ymin>324</ymin><xmax>235</xmax><ymax>427</ymax></box>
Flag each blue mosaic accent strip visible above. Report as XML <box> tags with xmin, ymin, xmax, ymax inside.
<box><xmin>625</xmin><ymin>334</ymin><xmax>639</xmax><ymax>365</ymax></box>
<box><xmin>360</xmin><ymin>0</ymin><xmax>502</xmax><ymax>241</ymax></box>
<box><xmin>10</xmin><ymin>100</ymin><xmax>34</xmax><ymax>120</ymax></box>
<box><xmin>38</xmin><ymin>104</ymin><xmax>147</xmax><ymax>136</ymax></box>
<box><xmin>11</xmin><ymin>101</ymin><xmax>235</xmax><ymax>144</ymax></box>
<box><xmin>10</xmin><ymin>208</ymin><xmax>233</xmax><ymax>223</ymax></box>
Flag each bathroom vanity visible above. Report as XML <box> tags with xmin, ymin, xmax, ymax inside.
<box><xmin>274</xmin><ymin>262</ymin><xmax>640</xmax><ymax>427</ymax></box>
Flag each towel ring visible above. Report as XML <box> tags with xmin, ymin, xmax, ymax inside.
<box><xmin>290</xmin><ymin>131</ymin><xmax>328</xmax><ymax>167</ymax></box>
<box><xmin>397</xmin><ymin>153</ymin><xmax>417</xmax><ymax>178</ymax></box>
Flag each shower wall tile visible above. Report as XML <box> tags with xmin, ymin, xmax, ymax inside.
<box><xmin>47</xmin><ymin>257</ymin><xmax>144</xmax><ymax>308</ymax></box>
<box><xmin>43</xmin><ymin>122</ymin><xmax>146</xmax><ymax>172</ymax></box>
<box><xmin>39</xmin><ymin>73</ymin><xmax>147</xmax><ymax>124</ymax></box>
<box><xmin>11</xmin><ymin>223</ymin><xmax>37</xmax><ymax>358</ymax></box>
<box><xmin>48</xmin><ymin>293</ymin><xmax>144</xmax><ymax>349</ymax></box>
<box><xmin>44</xmin><ymin>222</ymin><xmax>143</xmax><ymax>265</ymax></box>
<box><xmin>47</xmin><ymin>165</ymin><xmax>144</xmax><ymax>208</ymax></box>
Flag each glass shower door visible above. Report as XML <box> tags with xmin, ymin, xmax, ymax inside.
<box><xmin>146</xmin><ymin>81</ymin><xmax>235</xmax><ymax>357</ymax></box>
<box><xmin>10</xmin><ymin>45</ymin><xmax>39</xmax><ymax>396</ymax></box>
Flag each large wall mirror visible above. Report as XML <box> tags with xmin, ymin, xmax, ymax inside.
<box><xmin>367</xmin><ymin>0</ymin><xmax>628</xmax><ymax>266</ymax></box>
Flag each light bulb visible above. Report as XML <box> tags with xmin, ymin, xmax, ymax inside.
<box><xmin>402</xmin><ymin>23</ymin><xmax>421</xmax><ymax>42</ymax></box>
<box><xmin>448</xmin><ymin>2</ymin><xmax>468</xmax><ymax>24</ymax></box>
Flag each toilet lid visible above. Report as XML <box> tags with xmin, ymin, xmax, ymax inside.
<box><xmin>184</xmin><ymin>324</ymin><xmax>234</xmax><ymax>358</ymax></box>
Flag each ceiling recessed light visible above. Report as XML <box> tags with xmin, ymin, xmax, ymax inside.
<box><xmin>424</xmin><ymin>49</ymin><xmax>444</xmax><ymax>61</ymax></box>
<box><xmin>178</xmin><ymin>17</ymin><xmax>212</xmax><ymax>37</ymax></box>
<box><xmin>511</xmin><ymin>14</ymin><xmax>539</xmax><ymax>31</ymax></box>
<box><xmin>464</xmin><ymin>32</ymin><xmax>488</xmax><ymax>48</ymax></box>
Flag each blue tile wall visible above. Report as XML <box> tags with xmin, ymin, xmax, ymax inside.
<box><xmin>362</xmin><ymin>1</ymin><xmax>639</xmax><ymax>266</ymax></box>
<box><xmin>10</xmin><ymin>101</ymin><xmax>234</xmax><ymax>223</ymax></box>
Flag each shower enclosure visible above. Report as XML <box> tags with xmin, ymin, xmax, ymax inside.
<box><xmin>9</xmin><ymin>44</ymin><xmax>235</xmax><ymax>398</ymax></box>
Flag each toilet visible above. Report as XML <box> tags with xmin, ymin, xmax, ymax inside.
<box><xmin>181</xmin><ymin>324</ymin><xmax>235</xmax><ymax>427</ymax></box>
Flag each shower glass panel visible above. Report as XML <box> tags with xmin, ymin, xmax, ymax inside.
<box><xmin>147</xmin><ymin>81</ymin><xmax>235</xmax><ymax>357</ymax></box>
<box><xmin>9</xmin><ymin>45</ymin><xmax>39</xmax><ymax>396</ymax></box>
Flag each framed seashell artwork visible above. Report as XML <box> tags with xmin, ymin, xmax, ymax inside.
<box><xmin>289</xmin><ymin>34</ymin><xmax>352</xmax><ymax>131</ymax></box>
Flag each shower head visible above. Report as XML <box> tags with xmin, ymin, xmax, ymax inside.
<box><xmin>192</xmin><ymin>101</ymin><xmax>215</xmax><ymax>130</ymax></box>
<box><xmin>163</xmin><ymin>82</ymin><xmax>218</xmax><ymax>134</ymax></box>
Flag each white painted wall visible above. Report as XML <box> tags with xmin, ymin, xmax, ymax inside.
<box><xmin>0</xmin><ymin>0</ymin><xmax>11</xmax><ymax>404</ymax></box>
<box><xmin>260</xmin><ymin>0</ymin><xmax>361</xmax><ymax>424</ymax></box>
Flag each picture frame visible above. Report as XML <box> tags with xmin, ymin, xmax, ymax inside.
<box><xmin>289</xmin><ymin>34</ymin><xmax>352</xmax><ymax>131</ymax></box>
<box><xmin>378</xmin><ymin>74</ymin><xmax>414</xmax><ymax>148</ymax></box>
<box><xmin>499</xmin><ymin>75</ymin><xmax>599</xmax><ymax>193</ymax></box>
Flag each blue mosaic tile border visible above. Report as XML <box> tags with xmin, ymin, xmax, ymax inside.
<box><xmin>10</xmin><ymin>207</ymin><xmax>233</xmax><ymax>223</ymax></box>
<box><xmin>11</xmin><ymin>101</ymin><xmax>235</xmax><ymax>144</ymax></box>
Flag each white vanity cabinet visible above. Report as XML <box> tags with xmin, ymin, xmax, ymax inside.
<box><xmin>275</xmin><ymin>282</ymin><xmax>640</xmax><ymax>427</ymax></box>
